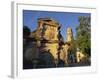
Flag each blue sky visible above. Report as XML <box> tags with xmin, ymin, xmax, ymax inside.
<box><xmin>23</xmin><ymin>10</ymin><xmax>90</xmax><ymax>41</ymax></box>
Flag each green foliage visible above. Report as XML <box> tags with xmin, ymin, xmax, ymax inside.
<box><xmin>68</xmin><ymin>40</ymin><xmax>77</xmax><ymax>56</ymax></box>
<box><xmin>23</xmin><ymin>26</ymin><xmax>31</xmax><ymax>38</ymax></box>
<box><xmin>76</xmin><ymin>16</ymin><xmax>91</xmax><ymax>56</ymax></box>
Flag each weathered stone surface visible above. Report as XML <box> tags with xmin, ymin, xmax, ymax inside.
<box><xmin>66</xmin><ymin>27</ymin><xmax>74</xmax><ymax>42</ymax></box>
<box><xmin>29</xmin><ymin>18</ymin><xmax>73</xmax><ymax>65</ymax></box>
<box><xmin>23</xmin><ymin>18</ymin><xmax>88</xmax><ymax>68</ymax></box>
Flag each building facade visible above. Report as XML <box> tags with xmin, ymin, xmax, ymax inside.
<box><xmin>23</xmin><ymin>18</ymin><xmax>87</xmax><ymax>69</ymax></box>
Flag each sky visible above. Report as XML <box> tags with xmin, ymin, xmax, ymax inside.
<box><xmin>23</xmin><ymin>10</ymin><xmax>90</xmax><ymax>41</ymax></box>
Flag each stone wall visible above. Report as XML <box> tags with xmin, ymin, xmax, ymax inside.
<box><xmin>24</xmin><ymin>18</ymin><xmax>89</xmax><ymax>68</ymax></box>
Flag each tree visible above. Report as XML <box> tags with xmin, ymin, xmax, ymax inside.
<box><xmin>76</xmin><ymin>16</ymin><xmax>91</xmax><ymax>56</ymax></box>
<box><xmin>23</xmin><ymin>26</ymin><xmax>31</xmax><ymax>38</ymax></box>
